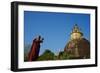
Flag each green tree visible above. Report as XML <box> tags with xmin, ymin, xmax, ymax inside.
<box><xmin>58</xmin><ymin>51</ymin><xmax>73</xmax><ymax>60</ymax></box>
<box><xmin>37</xmin><ymin>49</ymin><xmax>55</xmax><ymax>61</ymax></box>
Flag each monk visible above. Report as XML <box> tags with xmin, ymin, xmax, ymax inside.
<box><xmin>28</xmin><ymin>35</ymin><xmax>44</xmax><ymax>61</ymax></box>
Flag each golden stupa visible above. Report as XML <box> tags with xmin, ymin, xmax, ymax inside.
<box><xmin>64</xmin><ymin>24</ymin><xmax>90</xmax><ymax>59</ymax></box>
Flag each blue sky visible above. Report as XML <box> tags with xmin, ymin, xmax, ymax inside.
<box><xmin>24</xmin><ymin>11</ymin><xmax>90</xmax><ymax>55</ymax></box>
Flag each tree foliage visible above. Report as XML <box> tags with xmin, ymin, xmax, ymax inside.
<box><xmin>58</xmin><ymin>51</ymin><xmax>74</xmax><ymax>60</ymax></box>
<box><xmin>37</xmin><ymin>49</ymin><xmax>55</xmax><ymax>61</ymax></box>
<box><xmin>37</xmin><ymin>50</ymin><xmax>73</xmax><ymax>61</ymax></box>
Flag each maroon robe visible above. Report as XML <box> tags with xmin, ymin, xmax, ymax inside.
<box><xmin>28</xmin><ymin>38</ymin><xmax>43</xmax><ymax>61</ymax></box>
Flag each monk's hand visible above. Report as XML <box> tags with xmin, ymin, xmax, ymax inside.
<box><xmin>42</xmin><ymin>38</ymin><xmax>44</xmax><ymax>41</ymax></box>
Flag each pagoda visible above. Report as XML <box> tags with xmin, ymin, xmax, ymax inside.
<box><xmin>64</xmin><ymin>24</ymin><xmax>90</xmax><ymax>59</ymax></box>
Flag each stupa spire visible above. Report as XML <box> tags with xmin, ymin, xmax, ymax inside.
<box><xmin>70</xmin><ymin>24</ymin><xmax>83</xmax><ymax>40</ymax></box>
<box><xmin>72</xmin><ymin>24</ymin><xmax>80</xmax><ymax>33</ymax></box>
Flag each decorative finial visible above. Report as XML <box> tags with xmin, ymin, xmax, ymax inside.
<box><xmin>70</xmin><ymin>24</ymin><xmax>83</xmax><ymax>40</ymax></box>
<box><xmin>72</xmin><ymin>24</ymin><xmax>80</xmax><ymax>33</ymax></box>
